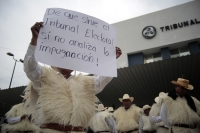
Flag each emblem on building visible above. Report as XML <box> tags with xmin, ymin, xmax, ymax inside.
<box><xmin>142</xmin><ymin>26</ymin><xmax>156</xmax><ymax>39</ymax></box>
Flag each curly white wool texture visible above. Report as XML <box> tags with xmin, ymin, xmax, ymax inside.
<box><xmin>149</xmin><ymin>103</ymin><xmax>164</xmax><ymax>130</ymax></box>
<box><xmin>161</xmin><ymin>96</ymin><xmax>200</xmax><ymax>133</ymax></box>
<box><xmin>89</xmin><ymin>111</ymin><xmax>111</xmax><ymax>132</ymax></box>
<box><xmin>27</xmin><ymin>67</ymin><xmax>96</xmax><ymax>132</ymax></box>
<box><xmin>162</xmin><ymin>96</ymin><xmax>200</xmax><ymax>126</ymax></box>
<box><xmin>142</xmin><ymin>115</ymin><xmax>153</xmax><ymax>131</ymax></box>
<box><xmin>1</xmin><ymin>103</ymin><xmax>40</xmax><ymax>133</ymax></box>
<box><xmin>113</xmin><ymin>105</ymin><xmax>141</xmax><ymax>132</ymax></box>
<box><xmin>156</xmin><ymin>127</ymin><xmax>168</xmax><ymax>133</ymax></box>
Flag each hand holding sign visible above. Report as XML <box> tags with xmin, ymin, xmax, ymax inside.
<box><xmin>34</xmin><ymin>8</ymin><xmax>120</xmax><ymax>77</ymax></box>
<box><xmin>31</xmin><ymin>22</ymin><xmax>43</xmax><ymax>46</ymax></box>
<box><xmin>116</xmin><ymin>47</ymin><xmax>122</xmax><ymax>59</ymax></box>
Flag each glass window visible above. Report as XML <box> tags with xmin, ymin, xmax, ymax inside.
<box><xmin>153</xmin><ymin>52</ymin><xmax>162</xmax><ymax>61</ymax></box>
<box><xmin>170</xmin><ymin>49</ymin><xmax>180</xmax><ymax>58</ymax></box>
<box><xmin>179</xmin><ymin>47</ymin><xmax>190</xmax><ymax>56</ymax></box>
<box><xmin>144</xmin><ymin>54</ymin><xmax>153</xmax><ymax>64</ymax></box>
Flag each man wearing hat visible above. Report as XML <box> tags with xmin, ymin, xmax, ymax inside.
<box><xmin>160</xmin><ymin>78</ymin><xmax>200</xmax><ymax>133</ymax></box>
<box><xmin>149</xmin><ymin>92</ymin><xmax>168</xmax><ymax>133</ymax></box>
<box><xmin>23</xmin><ymin>22</ymin><xmax>122</xmax><ymax>133</ymax></box>
<box><xmin>113</xmin><ymin>94</ymin><xmax>141</xmax><ymax>133</ymax></box>
<box><xmin>89</xmin><ymin>104</ymin><xmax>117</xmax><ymax>133</ymax></box>
<box><xmin>139</xmin><ymin>105</ymin><xmax>154</xmax><ymax>133</ymax></box>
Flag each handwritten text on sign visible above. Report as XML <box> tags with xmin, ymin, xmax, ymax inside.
<box><xmin>35</xmin><ymin>8</ymin><xmax>117</xmax><ymax>77</ymax></box>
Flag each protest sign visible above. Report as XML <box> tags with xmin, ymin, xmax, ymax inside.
<box><xmin>35</xmin><ymin>8</ymin><xmax>117</xmax><ymax>77</ymax></box>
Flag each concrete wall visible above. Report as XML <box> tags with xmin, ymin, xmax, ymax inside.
<box><xmin>113</xmin><ymin>0</ymin><xmax>200</xmax><ymax>68</ymax></box>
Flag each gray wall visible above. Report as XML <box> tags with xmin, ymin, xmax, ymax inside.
<box><xmin>112</xmin><ymin>0</ymin><xmax>200</xmax><ymax>68</ymax></box>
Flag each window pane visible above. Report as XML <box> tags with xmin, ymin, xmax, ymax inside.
<box><xmin>180</xmin><ymin>51</ymin><xmax>190</xmax><ymax>56</ymax></box>
<box><xmin>153</xmin><ymin>52</ymin><xmax>161</xmax><ymax>58</ymax></box>
<box><xmin>170</xmin><ymin>49</ymin><xmax>179</xmax><ymax>55</ymax></box>
<box><xmin>153</xmin><ymin>57</ymin><xmax>162</xmax><ymax>61</ymax></box>
<box><xmin>171</xmin><ymin>54</ymin><xmax>180</xmax><ymax>58</ymax></box>
<box><xmin>145</xmin><ymin>54</ymin><xmax>153</xmax><ymax>60</ymax></box>
<box><xmin>179</xmin><ymin>47</ymin><xmax>189</xmax><ymax>53</ymax></box>
<box><xmin>144</xmin><ymin>59</ymin><xmax>154</xmax><ymax>63</ymax></box>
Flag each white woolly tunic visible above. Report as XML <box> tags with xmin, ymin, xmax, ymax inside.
<box><xmin>139</xmin><ymin>113</ymin><xmax>153</xmax><ymax>133</ymax></box>
<box><xmin>89</xmin><ymin>111</ymin><xmax>116</xmax><ymax>133</ymax></box>
<box><xmin>23</xmin><ymin>44</ymin><xmax>113</xmax><ymax>133</ymax></box>
<box><xmin>161</xmin><ymin>95</ymin><xmax>200</xmax><ymax>133</ymax></box>
<box><xmin>149</xmin><ymin>103</ymin><xmax>168</xmax><ymax>133</ymax></box>
<box><xmin>1</xmin><ymin>103</ymin><xmax>40</xmax><ymax>133</ymax></box>
<box><xmin>113</xmin><ymin>105</ymin><xmax>141</xmax><ymax>133</ymax></box>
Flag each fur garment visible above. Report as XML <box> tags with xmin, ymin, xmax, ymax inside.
<box><xmin>169</xmin><ymin>126</ymin><xmax>200</xmax><ymax>133</ymax></box>
<box><xmin>149</xmin><ymin>103</ymin><xmax>168</xmax><ymax>133</ymax></box>
<box><xmin>149</xmin><ymin>103</ymin><xmax>164</xmax><ymax>130</ymax></box>
<box><xmin>89</xmin><ymin>111</ymin><xmax>111</xmax><ymax>132</ymax></box>
<box><xmin>28</xmin><ymin>67</ymin><xmax>96</xmax><ymax>132</ymax></box>
<box><xmin>40</xmin><ymin>129</ymin><xmax>86</xmax><ymax>133</ymax></box>
<box><xmin>162</xmin><ymin>95</ymin><xmax>200</xmax><ymax>133</ymax></box>
<box><xmin>141</xmin><ymin>114</ymin><xmax>153</xmax><ymax>131</ymax></box>
<box><xmin>156</xmin><ymin>127</ymin><xmax>168</xmax><ymax>133</ymax></box>
<box><xmin>1</xmin><ymin>103</ymin><xmax>40</xmax><ymax>133</ymax></box>
<box><xmin>114</xmin><ymin>105</ymin><xmax>141</xmax><ymax>132</ymax></box>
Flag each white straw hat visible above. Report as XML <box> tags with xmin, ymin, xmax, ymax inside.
<box><xmin>142</xmin><ymin>105</ymin><xmax>151</xmax><ymax>111</ymax></box>
<box><xmin>97</xmin><ymin>104</ymin><xmax>107</xmax><ymax>111</ymax></box>
<box><xmin>171</xmin><ymin>78</ymin><xmax>193</xmax><ymax>90</ymax></box>
<box><xmin>108</xmin><ymin>107</ymin><xmax>114</xmax><ymax>112</ymax></box>
<box><xmin>119</xmin><ymin>94</ymin><xmax>134</xmax><ymax>102</ymax></box>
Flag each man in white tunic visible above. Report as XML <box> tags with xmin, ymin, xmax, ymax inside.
<box><xmin>113</xmin><ymin>94</ymin><xmax>141</xmax><ymax>133</ymax></box>
<box><xmin>23</xmin><ymin>22</ymin><xmax>122</xmax><ymax>133</ymax></box>
<box><xmin>160</xmin><ymin>78</ymin><xmax>200</xmax><ymax>133</ymax></box>
<box><xmin>139</xmin><ymin>105</ymin><xmax>154</xmax><ymax>133</ymax></box>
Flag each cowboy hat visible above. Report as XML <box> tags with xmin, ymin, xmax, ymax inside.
<box><xmin>142</xmin><ymin>105</ymin><xmax>151</xmax><ymax>111</ymax></box>
<box><xmin>97</xmin><ymin>104</ymin><xmax>107</xmax><ymax>111</ymax></box>
<box><xmin>159</xmin><ymin>92</ymin><xmax>167</xmax><ymax>98</ymax></box>
<box><xmin>108</xmin><ymin>107</ymin><xmax>114</xmax><ymax>112</ymax></box>
<box><xmin>154</xmin><ymin>92</ymin><xmax>167</xmax><ymax>103</ymax></box>
<box><xmin>171</xmin><ymin>78</ymin><xmax>193</xmax><ymax>90</ymax></box>
<box><xmin>119</xmin><ymin>94</ymin><xmax>134</xmax><ymax>102</ymax></box>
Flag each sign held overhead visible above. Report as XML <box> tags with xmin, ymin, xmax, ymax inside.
<box><xmin>35</xmin><ymin>8</ymin><xmax>117</xmax><ymax>77</ymax></box>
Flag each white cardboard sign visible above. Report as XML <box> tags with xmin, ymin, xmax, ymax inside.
<box><xmin>35</xmin><ymin>8</ymin><xmax>117</xmax><ymax>77</ymax></box>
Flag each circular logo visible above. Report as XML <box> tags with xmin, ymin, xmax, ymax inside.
<box><xmin>142</xmin><ymin>26</ymin><xmax>156</xmax><ymax>39</ymax></box>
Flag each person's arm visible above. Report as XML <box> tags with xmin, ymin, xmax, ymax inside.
<box><xmin>94</xmin><ymin>47</ymin><xmax>122</xmax><ymax>94</ymax></box>
<box><xmin>105</xmin><ymin>117</ymin><xmax>117</xmax><ymax>133</ymax></box>
<box><xmin>160</xmin><ymin>103</ymin><xmax>169</xmax><ymax>128</ymax></box>
<box><xmin>24</xmin><ymin>22</ymin><xmax>44</xmax><ymax>89</ymax></box>
<box><xmin>24</xmin><ymin>45</ymin><xmax>43</xmax><ymax>82</ymax></box>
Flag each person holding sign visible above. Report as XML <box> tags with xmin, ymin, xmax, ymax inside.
<box><xmin>23</xmin><ymin>22</ymin><xmax>121</xmax><ymax>133</ymax></box>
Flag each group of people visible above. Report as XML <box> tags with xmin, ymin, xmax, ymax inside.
<box><xmin>85</xmin><ymin>78</ymin><xmax>200</xmax><ymax>133</ymax></box>
<box><xmin>1</xmin><ymin>22</ymin><xmax>200</xmax><ymax>133</ymax></box>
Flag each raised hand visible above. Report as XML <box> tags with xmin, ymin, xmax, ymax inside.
<box><xmin>30</xmin><ymin>22</ymin><xmax>43</xmax><ymax>46</ymax></box>
<box><xmin>116</xmin><ymin>47</ymin><xmax>122</xmax><ymax>59</ymax></box>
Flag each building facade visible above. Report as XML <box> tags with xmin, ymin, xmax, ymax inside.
<box><xmin>113</xmin><ymin>0</ymin><xmax>200</xmax><ymax>68</ymax></box>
